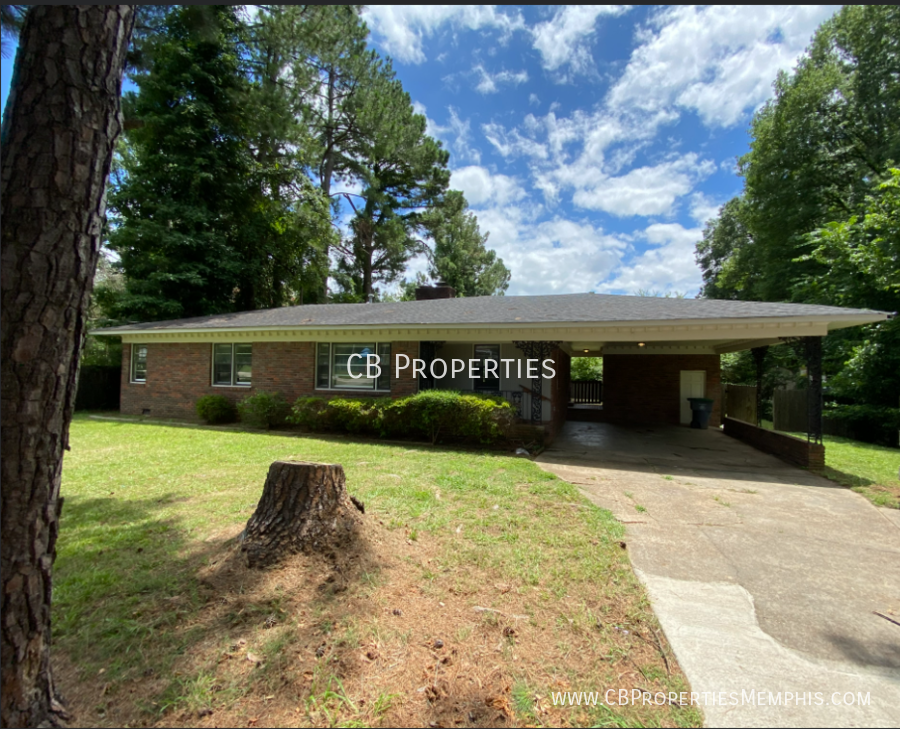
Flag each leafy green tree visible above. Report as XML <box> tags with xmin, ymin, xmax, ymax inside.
<box><xmin>697</xmin><ymin>6</ymin><xmax>900</xmax><ymax>409</ymax></box>
<box><xmin>700</xmin><ymin>6</ymin><xmax>900</xmax><ymax>303</ymax></box>
<box><xmin>104</xmin><ymin>6</ymin><xmax>333</xmax><ymax>321</ymax></box>
<box><xmin>695</xmin><ymin>197</ymin><xmax>756</xmax><ymax>300</ymax></box>
<box><xmin>796</xmin><ymin>170</ymin><xmax>900</xmax><ymax>407</ymax></box>
<box><xmin>796</xmin><ymin>169</ymin><xmax>900</xmax><ymax>312</ymax></box>
<box><xmin>571</xmin><ymin>357</ymin><xmax>603</xmax><ymax>380</ymax></box>
<box><xmin>424</xmin><ymin>190</ymin><xmax>510</xmax><ymax>297</ymax></box>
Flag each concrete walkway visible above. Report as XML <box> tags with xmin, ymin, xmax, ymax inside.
<box><xmin>536</xmin><ymin>422</ymin><xmax>900</xmax><ymax>728</ymax></box>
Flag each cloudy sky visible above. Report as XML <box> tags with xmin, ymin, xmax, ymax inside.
<box><xmin>358</xmin><ymin>4</ymin><xmax>840</xmax><ymax>296</ymax></box>
<box><xmin>0</xmin><ymin>5</ymin><xmax>841</xmax><ymax>297</ymax></box>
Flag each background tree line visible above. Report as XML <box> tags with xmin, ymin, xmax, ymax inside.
<box><xmin>98</xmin><ymin>5</ymin><xmax>509</xmax><ymax>325</ymax></box>
<box><xmin>696</xmin><ymin>5</ymin><xmax>900</xmax><ymax>414</ymax></box>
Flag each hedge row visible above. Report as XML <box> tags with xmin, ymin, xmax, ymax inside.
<box><xmin>195</xmin><ymin>392</ymin><xmax>290</xmax><ymax>429</ymax></box>
<box><xmin>196</xmin><ymin>390</ymin><xmax>515</xmax><ymax>444</ymax></box>
<box><xmin>823</xmin><ymin>404</ymin><xmax>900</xmax><ymax>448</ymax></box>
<box><xmin>290</xmin><ymin>390</ymin><xmax>515</xmax><ymax>444</ymax></box>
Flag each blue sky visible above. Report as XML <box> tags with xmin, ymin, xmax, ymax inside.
<box><xmin>359</xmin><ymin>4</ymin><xmax>840</xmax><ymax>296</ymax></box>
<box><xmin>1</xmin><ymin>5</ymin><xmax>841</xmax><ymax>297</ymax></box>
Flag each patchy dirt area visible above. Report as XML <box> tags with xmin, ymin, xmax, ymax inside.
<box><xmin>54</xmin><ymin>518</ymin><xmax>694</xmax><ymax>728</ymax></box>
<box><xmin>53</xmin><ymin>420</ymin><xmax>700</xmax><ymax>728</ymax></box>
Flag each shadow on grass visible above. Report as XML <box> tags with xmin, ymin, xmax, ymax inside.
<box><xmin>822</xmin><ymin>466</ymin><xmax>875</xmax><ymax>489</ymax></box>
<box><xmin>53</xmin><ymin>492</ymin><xmax>382</xmax><ymax>725</ymax></box>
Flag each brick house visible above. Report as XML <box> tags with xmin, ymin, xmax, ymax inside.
<box><xmin>93</xmin><ymin>288</ymin><xmax>888</xmax><ymax>447</ymax></box>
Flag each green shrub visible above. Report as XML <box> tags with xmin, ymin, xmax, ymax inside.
<box><xmin>824</xmin><ymin>404</ymin><xmax>900</xmax><ymax>447</ymax></box>
<box><xmin>195</xmin><ymin>395</ymin><xmax>237</xmax><ymax>425</ymax></box>
<box><xmin>237</xmin><ymin>391</ymin><xmax>290</xmax><ymax>429</ymax></box>
<box><xmin>289</xmin><ymin>397</ymin><xmax>331</xmax><ymax>430</ymax></box>
<box><xmin>288</xmin><ymin>390</ymin><xmax>514</xmax><ymax>444</ymax></box>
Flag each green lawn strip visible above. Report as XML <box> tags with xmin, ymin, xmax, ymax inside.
<box><xmin>56</xmin><ymin>416</ymin><xmax>700</xmax><ymax>727</ymax></box>
<box><xmin>817</xmin><ymin>435</ymin><xmax>900</xmax><ymax>509</ymax></box>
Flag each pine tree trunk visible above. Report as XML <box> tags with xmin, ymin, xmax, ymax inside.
<box><xmin>241</xmin><ymin>461</ymin><xmax>364</xmax><ymax>568</ymax></box>
<box><xmin>0</xmin><ymin>7</ymin><xmax>135</xmax><ymax>727</ymax></box>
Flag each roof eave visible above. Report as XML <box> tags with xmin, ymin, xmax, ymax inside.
<box><xmin>90</xmin><ymin>310</ymin><xmax>890</xmax><ymax>338</ymax></box>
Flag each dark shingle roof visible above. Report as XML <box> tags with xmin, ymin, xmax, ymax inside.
<box><xmin>94</xmin><ymin>293</ymin><xmax>889</xmax><ymax>333</ymax></box>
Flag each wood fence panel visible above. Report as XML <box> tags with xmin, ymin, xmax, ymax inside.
<box><xmin>773</xmin><ymin>389</ymin><xmax>808</xmax><ymax>433</ymax></box>
<box><xmin>725</xmin><ymin>384</ymin><xmax>756</xmax><ymax>424</ymax></box>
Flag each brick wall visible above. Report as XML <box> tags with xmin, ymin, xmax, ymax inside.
<box><xmin>121</xmin><ymin>340</ymin><xmax>422</xmax><ymax>419</ymax></box>
<box><xmin>122</xmin><ymin>342</ymin><xmax>222</xmax><ymax>419</ymax></box>
<box><xmin>253</xmin><ymin>342</ymin><xmax>316</xmax><ymax>400</ymax></box>
<box><xmin>389</xmin><ymin>341</ymin><xmax>419</xmax><ymax>398</ymax></box>
<box><xmin>603</xmin><ymin>353</ymin><xmax>722</xmax><ymax>427</ymax></box>
<box><xmin>723</xmin><ymin>417</ymin><xmax>825</xmax><ymax>470</ymax></box>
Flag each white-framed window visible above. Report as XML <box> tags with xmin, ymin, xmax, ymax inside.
<box><xmin>473</xmin><ymin>344</ymin><xmax>500</xmax><ymax>392</ymax></box>
<box><xmin>212</xmin><ymin>343</ymin><xmax>252</xmax><ymax>386</ymax></box>
<box><xmin>131</xmin><ymin>344</ymin><xmax>148</xmax><ymax>383</ymax></box>
<box><xmin>316</xmin><ymin>343</ymin><xmax>391</xmax><ymax>391</ymax></box>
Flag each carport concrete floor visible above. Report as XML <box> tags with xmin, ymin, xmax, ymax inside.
<box><xmin>537</xmin><ymin>421</ymin><xmax>900</xmax><ymax>728</ymax></box>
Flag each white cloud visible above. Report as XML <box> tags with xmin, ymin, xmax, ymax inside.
<box><xmin>597</xmin><ymin>222</ymin><xmax>704</xmax><ymax>295</ymax></box>
<box><xmin>688</xmin><ymin>192</ymin><xmax>722</xmax><ymax>227</ymax></box>
<box><xmin>416</xmin><ymin>104</ymin><xmax>481</xmax><ymax>164</ymax></box>
<box><xmin>607</xmin><ymin>5</ymin><xmax>840</xmax><ymax>127</ymax></box>
<box><xmin>450</xmin><ymin>165</ymin><xmax>527</xmax><ymax>208</ymax></box>
<box><xmin>362</xmin><ymin>5</ymin><xmax>525</xmax><ymax>64</ymax></box>
<box><xmin>529</xmin><ymin>93</ymin><xmax>540</xmax><ymax>106</ymax></box>
<box><xmin>571</xmin><ymin>154</ymin><xmax>716</xmax><ymax>217</ymax></box>
<box><xmin>482</xmin><ymin>122</ymin><xmax>549</xmax><ymax>160</ymax></box>
<box><xmin>488</xmin><ymin>106</ymin><xmax>688</xmax><ymax>211</ymax></box>
<box><xmin>476</xmin><ymin>206</ymin><xmax>629</xmax><ymax>295</ymax></box>
<box><xmin>531</xmin><ymin>5</ymin><xmax>631</xmax><ymax>75</ymax></box>
<box><xmin>473</xmin><ymin>65</ymin><xmax>529</xmax><ymax>94</ymax></box>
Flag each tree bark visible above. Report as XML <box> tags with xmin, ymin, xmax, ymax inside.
<box><xmin>241</xmin><ymin>461</ymin><xmax>364</xmax><ymax>569</ymax></box>
<box><xmin>1</xmin><ymin>7</ymin><xmax>135</xmax><ymax>727</ymax></box>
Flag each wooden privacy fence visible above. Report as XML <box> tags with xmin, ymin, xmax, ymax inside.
<box><xmin>724</xmin><ymin>384</ymin><xmax>756</xmax><ymax>424</ymax></box>
<box><xmin>570</xmin><ymin>380</ymin><xmax>603</xmax><ymax>404</ymax></box>
<box><xmin>773</xmin><ymin>388</ymin><xmax>808</xmax><ymax>433</ymax></box>
<box><xmin>74</xmin><ymin>365</ymin><xmax>121</xmax><ymax>411</ymax></box>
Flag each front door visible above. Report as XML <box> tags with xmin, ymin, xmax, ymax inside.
<box><xmin>680</xmin><ymin>370</ymin><xmax>706</xmax><ymax>424</ymax></box>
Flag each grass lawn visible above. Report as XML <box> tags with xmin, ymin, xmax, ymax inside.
<box><xmin>760</xmin><ymin>421</ymin><xmax>899</xmax><ymax>509</ymax></box>
<box><xmin>54</xmin><ymin>416</ymin><xmax>701</xmax><ymax>728</ymax></box>
<box><xmin>818</xmin><ymin>435</ymin><xmax>900</xmax><ymax>509</ymax></box>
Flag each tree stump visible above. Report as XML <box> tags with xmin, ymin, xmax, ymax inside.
<box><xmin>241</xmin><ymin>461</ymin><xmax>363</xmax><ymax>568</ymax></box>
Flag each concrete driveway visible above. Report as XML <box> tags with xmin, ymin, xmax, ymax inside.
<box><xmin>537</xmin><ymin>422</ymin><xmax>900</xmax><ymax>728</ymax></box>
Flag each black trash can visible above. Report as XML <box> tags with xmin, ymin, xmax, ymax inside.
<box><xmin>687</xmin><ymin>397</ymin><xmax>714</xmax><ymax>429</ymax></box>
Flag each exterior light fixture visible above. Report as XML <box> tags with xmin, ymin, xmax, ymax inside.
<box><xmin>583</xmin><ymin>349</ymin><xmax>589</xmax><ymax>353</ymax></box>
<box><xmin>638</xmin><ymin>342</ymin><xmax>646</xmax><ymax>347</ymax></box>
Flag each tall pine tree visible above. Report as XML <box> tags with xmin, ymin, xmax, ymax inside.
<box><xmin>334</xmin><ymin>76</ymin><xmax>450</xmax><ymax>300</ymax></box>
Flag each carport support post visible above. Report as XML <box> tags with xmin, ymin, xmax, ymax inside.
<box><xmin>804</xmin><ymin>336</ymin><xmax>824</xmax><ymax>444</ymax></box>
<box><xmin>751</xmin><ymin>346</ymin><xmax>769</xmax><ymax>427</ymax></box>
<box><xmin>514</xmin><ymin>341</ymin><xmax>560</xmax><ymax>424</ymax></box>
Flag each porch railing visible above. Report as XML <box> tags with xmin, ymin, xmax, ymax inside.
<box><xmin>570</xmin><ymin>379</ymin><xmax>602</xmax><ymax>404</ymax></box>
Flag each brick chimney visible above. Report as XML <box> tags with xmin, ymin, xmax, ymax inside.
<box><xmin>414</xmin><ymin>281</ymin><xmax>456</xmax><ymax>300</ymax></box>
